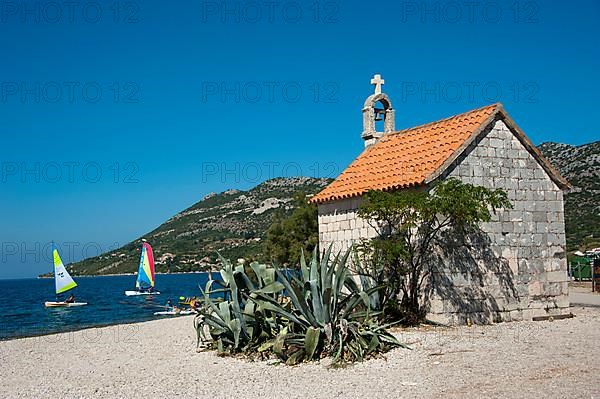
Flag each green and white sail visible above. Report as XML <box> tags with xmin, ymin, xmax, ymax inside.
<box><xmin>52</xmin><ymin>244</ymin><xmax>77</xmax><ymax>294</ymax></box>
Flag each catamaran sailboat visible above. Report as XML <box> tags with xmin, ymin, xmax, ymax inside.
<box><xmin>124</xmin><ymin>240</ymin><xmax>160</xmax><ymax>296</ymax></box>
<box><xmin>44</xmin><ymin>243</ymin><xmax>88</xmax><ymax>307</ymax></box>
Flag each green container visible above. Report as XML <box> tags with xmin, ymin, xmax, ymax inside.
<box><xmin>571</xmin><ymin>261</ymin><xmax>592</xmax><ymax>280</ymax></box>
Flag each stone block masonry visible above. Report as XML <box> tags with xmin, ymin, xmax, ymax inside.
<box><xmin>318</xmin><ymin>197</ymin><xmax>377</xmax><ymax>255</ymax></box>
<box><xmin>424</xmin><ymin>120</ymin><xmax>569</xmax><ymax>324</ymax></box>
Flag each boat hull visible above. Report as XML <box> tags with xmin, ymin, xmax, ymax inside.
<box><xmin>44</xmin><ymin>301</ymin><xmax>88</xmax><ymax>307</ymax></box>
<box><xmin>124</xmin><ymin>290</ymin><xmax>161</xmax><ymax>296</ymax></box>
<box><xmin>154</xmin><ymin>310</ymin><xmax>195</xmax><ymax>316</ymax></box>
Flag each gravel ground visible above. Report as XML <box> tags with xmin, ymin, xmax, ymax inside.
<box><xmin>1</xmin><ymin>306</ymin><xmax>598</xmax><ymax>399</ymax></box>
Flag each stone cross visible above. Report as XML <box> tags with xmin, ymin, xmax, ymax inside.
<box><xmin>370</xmin><ymin>74</ymin><xmax>385</xmax><ymax>95</ymax></box>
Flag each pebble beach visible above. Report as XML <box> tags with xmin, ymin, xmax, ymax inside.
<box><xmin>1</xmin><ymin>306</ymin><xmax>598</xmax><ymax>399</ymax></box>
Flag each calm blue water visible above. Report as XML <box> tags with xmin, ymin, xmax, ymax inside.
<box><xmin>0</xmin><ymin>273</ymin><xmax>211</xmax><ymax>340</ymax></box>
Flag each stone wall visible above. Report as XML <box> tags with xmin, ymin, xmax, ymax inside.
<box><xmin>316</xmin><ymin>118</ymin><xmax>569</xmax><ymax>324</ymax></box>
<box><xmin>317</xmin><ymin>197</ymin><xmax>377</xmax><ymax>255</ymax></box>
<box><xmin>430</xmin><ymin>119</ymin><xmax>569</xmax><ymax>324</ymax></box>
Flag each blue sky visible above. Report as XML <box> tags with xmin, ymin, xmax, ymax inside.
<box><xmin>1</xmin><ymin>0</ymin><xmax>598</xmax><ymax>278</ymax></box>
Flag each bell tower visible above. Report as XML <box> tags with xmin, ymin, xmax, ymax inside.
<box><xmin>361</xmin><ymin>74</ymin><xmax>395</xmax><ymax>148</ymax></box>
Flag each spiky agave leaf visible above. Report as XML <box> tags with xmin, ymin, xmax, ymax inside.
<box><xmin>274</xmin><ymin>267</ymin><xmax>318</xmax><ymax>326</ymax></box>
<box><xmin>304</xmin><ymin>327</ymin><xmax>320</xmax><ymax>360</ymax></box>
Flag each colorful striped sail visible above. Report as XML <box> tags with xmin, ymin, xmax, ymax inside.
<box><xmin>136</xmin><ymin>242</ymin><xmax>155</xmax><ymax>289</ymax></box>
<box><xmin>53</xmin><ymin>244</ymin><xmax>77</xmax><ymax>295</ymax></box>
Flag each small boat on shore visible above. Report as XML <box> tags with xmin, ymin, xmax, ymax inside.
<box><xmin>153</xmin><ymin>309</ymin><xmax>196</xmax><ymax>316</ymax></box>
<box><xmin>125</xmin><ymin>240</ymin><xmax>161</xmax><ymax>296</ymax></box>
<box><xmin>45</xmin><ymin>243</ymin><xmax>87</xmax><ymax>308</ymax></box>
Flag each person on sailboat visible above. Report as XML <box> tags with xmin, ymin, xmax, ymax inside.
<box><xmin>165</xmin><ymin>300</ymin><xmax>174</xmax><ymax>311</ymax></box>
<box><xmin>65</xmin><ymin>293</ymin><xmax>75</xmax><ymax>303</ymax></box>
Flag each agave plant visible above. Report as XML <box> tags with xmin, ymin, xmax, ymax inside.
<box><xmin>194</xmin><ymin>246</ymin><xmax>406</xmax><ymax>365</ymax></box>
<box><xmin>194</xmin><ymin>259</ymin><xmax>284</xmax><ymax>353</ymax></box>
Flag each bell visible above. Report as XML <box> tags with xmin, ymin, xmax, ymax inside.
<box><xmin>374</xmin><ymin>108</ymin><xmax>385</xmax><ymax>122</ymax></box>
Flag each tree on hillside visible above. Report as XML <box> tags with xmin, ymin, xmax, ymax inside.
<box><xmin>264</xmin><ymin>192</ymin><xmax>319</xmax><ymax>266</ymax></box>
<box><xmin>356</xmin><ymin>178</ymin><xmax>512</xmax><ymax>325</ymax></box>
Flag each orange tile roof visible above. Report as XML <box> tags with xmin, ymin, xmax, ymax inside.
<box><xmin>311</xmin><ymin>103</ymin><xmax>568</xmax><ymax>204</ymax></box>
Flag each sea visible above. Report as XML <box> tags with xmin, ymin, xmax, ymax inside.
<box><xmin>0</xmin><ymin>273</ymin><xmax>212</xmax><ymax>340</ymax></box>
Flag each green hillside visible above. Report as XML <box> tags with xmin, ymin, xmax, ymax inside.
<box><xmin>538</xmin><ymin>141</ymin><xmax>600</xmax><ymax>252</ymax></box>
<box><xmin>68</xmin><ymin>177</ymin><xmax>331</xmax><ymax>275</ymax></box>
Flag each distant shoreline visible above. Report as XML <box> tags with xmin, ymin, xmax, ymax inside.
<box><xmin>36</xmin><ymin>271</ymin><xmax>214</xmax><ymax>279</ymax></box>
